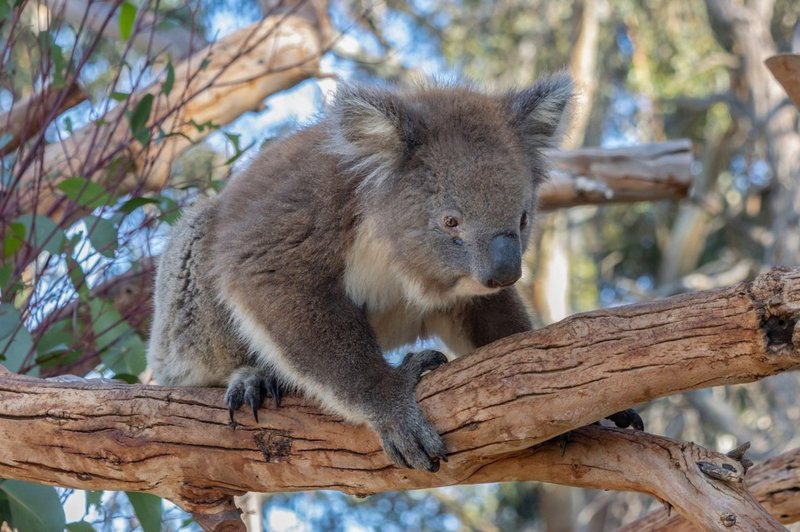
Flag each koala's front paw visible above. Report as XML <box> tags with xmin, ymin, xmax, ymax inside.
<box><xmin>376</xmin><ymin>403</ymin><xmax>448</xmax><ymax>472</ymax></box>
<box><xmin>224</xmin><ymin>367</ymin><xmax>283</xmax><ymax>423</ymax></box>
<box><xmin>374</xmin><ymin>350</ymin><xmax>449</xmax><ymax>472</ymax></box>
<box><xmin>399</xmin><ymin>349</ymin><xmax>448</xmax><ymax>383</ymax></box>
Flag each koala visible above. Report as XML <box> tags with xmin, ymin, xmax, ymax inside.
<box><xmin>148</xmin><ymin>73</ymin><xmax>640</xmax><ymax>472</ymax></box>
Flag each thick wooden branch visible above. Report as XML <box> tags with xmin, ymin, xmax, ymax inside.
<box><xmin>19</xmin><ymin>0</ymin><xmax>328</xmax><ymax>216</ymax></box>
<box><xmin>1</xmin><ymin>268</ymin><xmax>798</xmax><ymax>529</ymax></box>
<box><xmin>622</xmin><ymin>446</ymin><xmax>800</xmax><ymax>530</ymax></box>
<box><xmin>539</xmin><ymin>139</ymin><xmax>693</xmax><ymax>209</ymax></box>
<box><xmin>0</xmin><ymin>83</ymin><xmax>86</xmax><ymax>156</ymax></box>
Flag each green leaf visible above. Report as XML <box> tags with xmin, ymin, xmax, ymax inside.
<box><xmin>110</xmin><ymin>91</ymin><xmax>130</xmax><ymax>102</ymax></box>
<box><xmin>66</xmin><ymin>522</ymin><xmax>96</xmax><ymax>532</ymax></box>
<box><xmin>112</xmin><ymin>373</ymin><xmax>140</xmax><ymax>384</ymax></box>
<box><xmin>90</xmin><ymin>300</ymin><xmax>146</xmax><ymax>375</ymax></box>
<box><xmin>14</xmin><ymin>214</ymin><xmax>66</xmax><ymax>255</ymax></box>
<box><xmin>118</xmin><ymin>1</ymin><xmax>137</xmax><ymax>40</ymax></box>
<box><xmin>0</xmin><ymin>0</ymin><xmax>11</xmax><ymax>22</ymax></box>
<box><xmin>157</xmin><ymin>196</ymin><xmax>181</xmax><ymax>225</ymax></box>
<box><xmin>57</xmin><ymin>177</ymin><xmax>112</xmax><ymax>209</ymax></box>
<box><xmin>85</xmin><ymin>490</ymin><xmax>102</xmax><ymax>512</ymax></box>
<box><xmin>162</xmin><ymin>61</ymin><xmax>174</xmax><ymax>95</ymax></box>
<box><xmin>64</xmin><ymin>116</ymin><xmax>73</xmax><ymax>134</ymax></box>
<box><xmin>83</xmin><ymin>215</ymin><xmax>118</xmax><ymax>258</ymax></box>
<box><xmin>3</xmin><ymin>222</ymin><xmax>25</xmax><ymax>256</ymax></box>
<box><xmin>66</xmin><ymin>255</ymin><xmax>90</xmax><ymax>302</ymax></box>
<box><xmin>1</xmin><ymin>480</ymin><xmax>65</xmax><ymax>532</ymax></box>
<box><xmin>0</xmin><ymin>263</ymin><xmax>11</xmax><ymax>287</ymax></box>
<box><xmin>118</xmin><ymin>196</ymin><xmax>160</xmax><ymax>214</ymax></box>
<box><xmin>129</xmin><ymin>94</ymin><xmax>153</xmax><ymax>135</ymax></box>
<box><xmin>0</xmin><ymin>303</ymin><xmax>21</xmax><ymax>339</ymax></box>
<box><xmin>126</xmin><ymin>492</ymin><xmax>161</xmax><ymax>532</ymax></box>
<box><xmin>0</xmin><ymin>326</ymin><xmax>34</xmax><ymax>373</ymax></box>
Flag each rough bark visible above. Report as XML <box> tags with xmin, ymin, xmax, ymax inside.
<box><xmin>0</xmin><ymin>82</ymin><xmax>86</xmax><ymax>156</ymax></box>
<box><xmin>538</xmin><ymin>139</ymin><xmax>692</xmax><ymax>210</ymax></box>
<box><xmin>621</xmin><ymin>446</ymin><xmax>800</xmax><ymax>530</ymax></box>
<box><xmin>18</xmin><ymin>0</ymin><xmax>328</xmax><ymax>217</ymax></box>
<box><xmin>1</xmin><ymin>268</ymin><xmax>798</xmax><ymax>530</ymax></box>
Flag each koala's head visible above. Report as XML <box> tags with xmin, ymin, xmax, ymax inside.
<box><xmin>328</xmin><ymin>74</ymin><xmax>573</xmax><ymax>306</ymax></box>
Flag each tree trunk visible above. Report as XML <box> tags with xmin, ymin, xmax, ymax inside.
<box><xmin>1</xmin><ymin>267</ymin><xmax>798</xmax><ymax>530</ymax></box>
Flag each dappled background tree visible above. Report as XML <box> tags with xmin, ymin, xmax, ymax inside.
<box><xmin>0</xmin><ymin>0</ymin><xmax>798</xmax><ymax>530</ymax></box>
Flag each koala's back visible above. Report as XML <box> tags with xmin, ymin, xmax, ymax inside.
<box><xmin>147</xmin><ymin>198</ymin><xmax>250</xmax><ymax>386</ymax></box>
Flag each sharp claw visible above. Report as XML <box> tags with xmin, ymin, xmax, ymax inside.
<box><xmin>428</xmin><ymin>458</ymin><xmax>440</xmax><ymax>473</ymax></box>
<box><xmin>439</xmin><ymin>453</ymin><xmax>449</xmax><ymax>463</ymax></box>
<box><xmin>558</xmin><ymin>432</ymin><xmax>571</xmax><ymax>456</ymax></box>
<box><xmin>271</xmin><ymin>382</ymin><xmax>282</xmax><ymax>408</ymax></box>
<box><xmin>228</xmin><ymin>407</ymin><xmax>235</xmax><ymax>424</ymax></box>
<box><xmin>252</xmin><ymin>405</ymin><xmax>259</xmax><ymax>423</ymax></box>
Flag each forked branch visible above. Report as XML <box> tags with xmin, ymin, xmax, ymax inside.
<box><xmin>0</xmin><ymin>268</ymin><xmax>798</xmax><ymax>530</ymax></box>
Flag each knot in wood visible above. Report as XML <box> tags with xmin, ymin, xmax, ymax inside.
<box><xmin>254</xmin><ymin>429</ymin><xmax>292</xmax><ymax>463</ymax></box>
<box><xmin>720</xmin><ymin>512</ymin><xmax>736</xmax><ymax>527</ymax></box>
<box><xmin>696</xmin><ymin>460</ymin><xmax>742</xmax><ymax>483</ymax></box>
<box><xmin>761</xmin><ymin>314</ymin><xmax>796</xmax><ymax>350</ymax></box>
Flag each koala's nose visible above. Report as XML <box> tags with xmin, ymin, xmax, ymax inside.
<box><xmin>485</xmin><ymin>232</ymin><xmax>522</xmax><ymax>288</ymax></box>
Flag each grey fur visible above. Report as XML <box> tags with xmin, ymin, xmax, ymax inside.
<box><xmin>148</xmin><ymin>74</ymin><xmax>574</xmax><ymax>471</ymax></box>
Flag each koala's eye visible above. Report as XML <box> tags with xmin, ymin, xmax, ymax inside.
<box><xmin>520</xmin><ymin>211</ymin><xmax>529</xmax><ymax>229</ymax></box>
<box><xmin>443</xmin><ymin>216</ymin><xmax>460</xmax><ymax>229</ymax></box>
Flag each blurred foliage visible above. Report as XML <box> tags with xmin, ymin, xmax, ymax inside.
<box><xmin>0</xmin><ymin>0</ymin><xmax>799</xmax><ymax>530</ymax></box>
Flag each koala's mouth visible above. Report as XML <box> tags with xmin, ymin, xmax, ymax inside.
<box><xmin>450</xmin><ymin>276</ymin><xmax>504</xmax><ymax>297</ymax></box>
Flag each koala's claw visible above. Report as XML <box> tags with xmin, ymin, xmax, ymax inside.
<box><xmin>606</xmin><ymin>408</ymin><xmax>644</xmax><ymax>431</ymax></box>
<box><xmin>400</xmin><ymin>350</ymin><xmax>448</xmax><ymax>383</ymax></box>
<box><xmin>224</xmin><ymin>367</ymin><xmax>283</xmax><ymax>424</ymax></box>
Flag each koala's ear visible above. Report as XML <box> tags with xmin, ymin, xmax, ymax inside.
<box><xmin>328</xmin><ymin>84</ymin><xmax>417</xmax><ymax>188</ymax></box>
<box><xmin>506</xmin><ymin>73</ymin><xmax>573</xmax><ymax>150</ymax></box>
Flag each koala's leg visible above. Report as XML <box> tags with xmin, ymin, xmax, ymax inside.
<box><xmin>438</xmin><ymin>288</ymin><xmax>644</xmax><ymax>431</ymax></box>
<box><xmin>222</xmin><ymin>283</ymin><xmax>448</xmax><ymax>471</ymax></box>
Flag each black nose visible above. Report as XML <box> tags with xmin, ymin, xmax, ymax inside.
<box><xmin>485</xmin><ymin>232</ymin><xmax>522</xmax><ymax>288</ymax></box>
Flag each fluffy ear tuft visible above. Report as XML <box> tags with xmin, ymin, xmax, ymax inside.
<box><xmin>327</xmin><ymin>84</ymin><xmax>415</xmax><ymax>189</ymax></box>
<box><xmin>507</xmin><ymin>73</ymin><xmax>574</xmax><ymax>149</ymax></box>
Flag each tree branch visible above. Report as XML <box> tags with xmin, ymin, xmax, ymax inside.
<box><xmin>539</xmin><ymin>139</ymin><xmax>693</xmax><ymax>209</ymax></box>
<box><xmin>621</xmin><ymin>446</ymin><xmax>800</xmax><ymax>530</ymax></box>
<box><xmin>17</xmin><ymin>1</ymin><xmax>328</xmax><ymax>217</ymax></box>
<box><xmin>1</xmin><ymin>268</ymin><xmax>798</xmax><ymax>529</ymax></box>
<box><xmin>0</xmin><ymin>82</ymin><xmax>86</xmax><ymax>156</ymax></box>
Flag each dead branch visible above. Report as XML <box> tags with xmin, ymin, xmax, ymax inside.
<box><xmin>0</xmin><ymin>82</ymin><xmax>86</xmax><ymax>156</ymax></box>
<box><xmin>17</xmin><ymin>0</ymin><xmax>328</xmax><ymax>217</ymax></box>
<box><xmin>1</xmin><ymin>267</ymin><xmax>798</xmax><ymax>529</ymax></box>
<box><xmin>766</xmin><ymin>54</ymin><xmax>800</xmax><ymax>109</ymax></box>
<box><xmin>539</xmin><ymin>139</ymin><xmax>693</xmax><ymax>209</ymax></box>
<box><xmin>621</xmin><ymin>446</ymin><xmax>800</xmax><ymax>530</ymax></box>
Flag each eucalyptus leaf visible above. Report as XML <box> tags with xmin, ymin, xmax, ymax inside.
<box><xmin>57</xmin><ymin>177</ymin><xmax>112</xmax><ymax>209</ymax></box>
<box><xmin>14</xmin><ymin>214</ymin><xmax>66</xmax><ymax>255</ymax></box>
<box><xmin>126</xmin><ymin>492</ymin><xmax>162</xmax><ymax>532</ymax></box>
<box><xmin>83</xmin><ymin>215</ymin><xmax>118</xmax><ymax>258</ymax></box>
<box><xmin>119</xmin><ymin>1</ymin><xmax>137</xmax><ymax>40</ymax></box>
<box><xmin>1</xmin><ymin>480</ymin><xmax>66</xmax><ymax>532</ymax></box>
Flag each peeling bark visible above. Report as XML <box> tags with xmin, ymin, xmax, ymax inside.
<box><xmin>1</xmin><ymin>268</ymin><xmax>798</xmax><ymax>529</ymax></box>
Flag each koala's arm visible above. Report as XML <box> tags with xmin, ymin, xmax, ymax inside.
<box><xmin>462</xmin><ymin>288</ymin><xmax>533</xmax><ymax>348</ymax></box>
<box><xmin>221</xmin><ymin>278</ymin><xmax>447</xmax><ymax>471</ymax></box>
